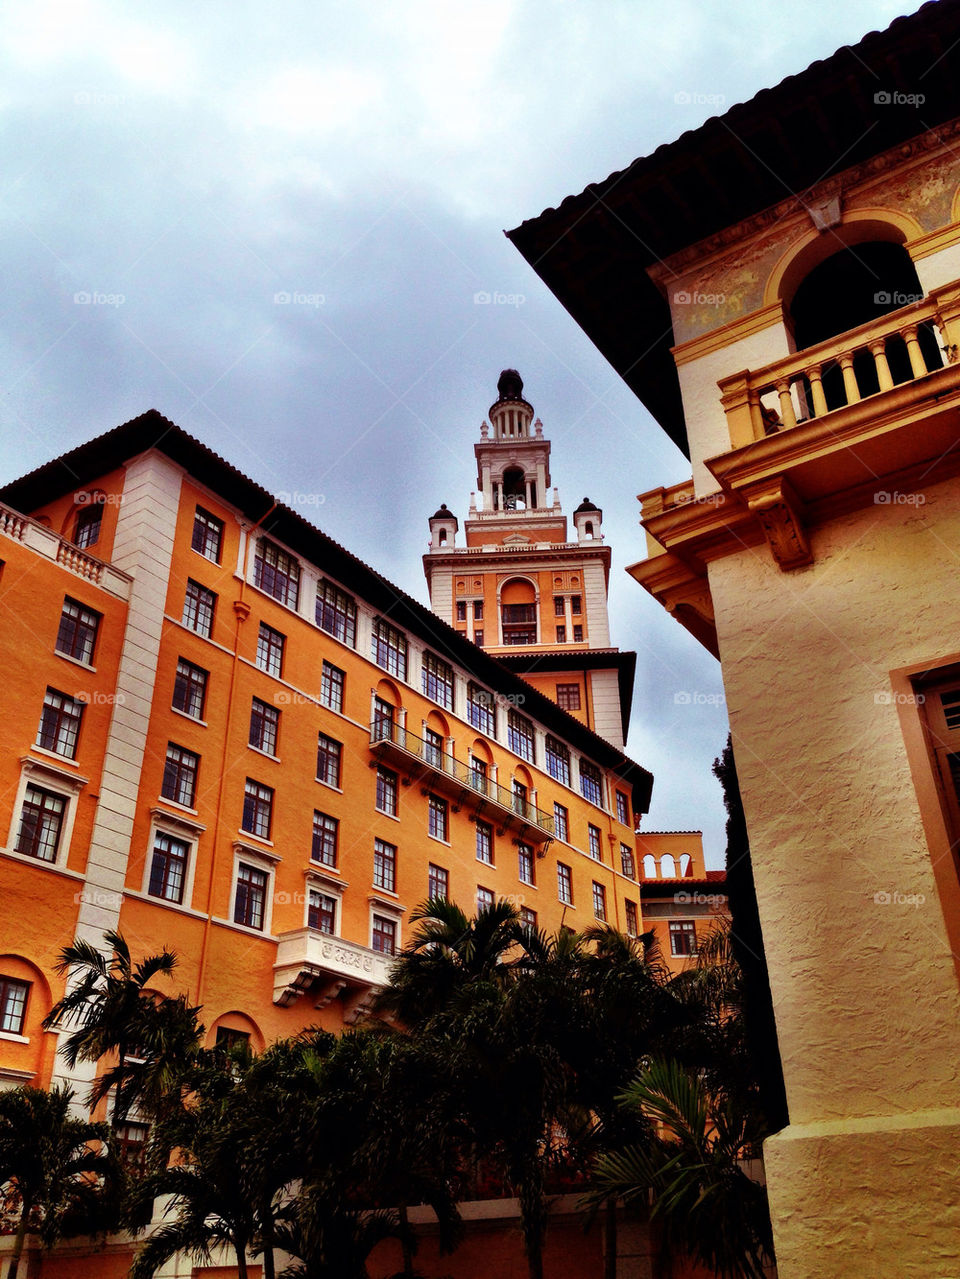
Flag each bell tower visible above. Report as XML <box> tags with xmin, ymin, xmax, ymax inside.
<box><xmin>423</xmin><ymin>370</ymin><xmax>636</xmax><ymax>750</ymax></box>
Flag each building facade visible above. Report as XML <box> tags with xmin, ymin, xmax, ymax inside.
<box><xmin>509</xmin><ymin>3</ymin><xmax>960</xmax><ymax>1275</ymax></box>
<box><xmin>423</xmin><ymin>369</ymin><xmax>635</xmax><ymax>749</ymax></box>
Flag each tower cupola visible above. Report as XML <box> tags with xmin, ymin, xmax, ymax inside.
<box><xmin>427</xmin><ymin>503</ymin><xmax>458</xmax><ymax>551</ymax></box>
<box><xmin>489</xmin><ymin>368</ymin><xmax>535</xmax><ymax>441</ymax></box>
<box><xmin>573</xmin><ymin>497</ymin><xmax>602</xmax><ymax>542</ymax></box>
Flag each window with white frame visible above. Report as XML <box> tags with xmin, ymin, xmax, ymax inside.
<box><xmin>316</xmin><ymin>579</ymin><xmax>357</xmax><ymax>647</ymax></box>
<box><xmin>15</xmin><ymin>785</ymin><xmax>66</xmax><ymax>862</ymax></box>
<box><xmin>374</xmin><ymin>838</ymin><xmax>397</xmax><ymax>892</ymax></box>
<box><xmin>508</xmin><ymin>710</ymin><xmax>535</xmax><ymax>763</ymax></box>
<box><xmin>518</xmin><ymin>843</ymin><xmax>535</xmax><ymax>886</ymax></box>
<box><xmin>553</xmin><ymin>803</ymin><xmax>568</xmax><ymax>843</ymax></box>
<box><xmin>476</xmin><ymin>820</ymin><xmax>493</xmax><ymax>865</ymax></box>
<box><xmin>254</xmin><ymin>538</ymin><xmax>300</xmax><ymax>609</ymax></box>
<box><xmin>182</xmin><ymin>580</ymin><xmax>216</xmax><ymax>637</ymax></box>
<box><xmin>625</xmin><ymin>900</ymin><xmax>639</xmax><ymax>937</ymax></box>
<box><xmin>587</xmin><ymin>823</ymin><xmax>602</xmax><ymax>861</ymax></box>
<box><xmin>371</xmin><ymin>913</ymin><xmax>397</xmax><ymax>955</ymax></box>
<box><xmin>580</xmin><ymin>759</ymin><xmax>604</xmax><ymax>806</ymax></box>
<box><xmin>468</xmin><ymin>683</ymin><xmax>496</xmax><ymax>736</ymax></box>
<box><xmin>55</xmin><ymin>598</ymin><xmax>101</xmax><ymax>665</ymax></box>
<box><xmin>669</xmin><ymin>920</ymin><xmax>697</xmax><ymax>956</ymax></box>
<box><xmin>424</xmin><ymin>727</ymin><xmax>444</xmax><ymax>768</ymax></box>
<box><xmin>249</xmin><ymin>698</ymin><xmax>279</xmax><ymax>756</ymax></box>
<box><xmin>557</xmin><ymin>863</ymin><xmax>573</xmax><ymax>905</ymax></box>
<box><xmin>376</xmin><ymin>766</ymin><xmax>398</xmax><ymax>817</ymax></box>
<box><xmin>616</xmin><ymin>791</ymin><xmax>631</xmax><ymax>826</ymax></box>
<box><xmin>191</xmin><ymin>507</ymin><xmax>224</xmax><ymax>563</ymax></box>
<box><xmin>37</xmin><ymin>688</ymin><xmax>83</xmax><ymax>759</ymax></box>
<box><xmin>422</xmin><ymin>652</ymin><xmax>454</xmax><ymax>710</ymax></box>
<box><xmin>470</xmin><ymin>757</ymin><xmax>488</xmax><ymax>794</ymax></box>
<box><xmin>234</xmin><ymin>861</ymin><xmax>269</xmax><ymax>930</ymax></box>
<box><xmin>307</xmin><ymin>888</ymin><xmax>337</xmax><ymax>935</ymax></box>
<box><xmin>241</xmin><ymin>779</ymin><xmax>273</xmax><ymax>840</ymax></box>
<box><xmin>427</xmin><ymin>862</ymin><xmax>449</xmax><ymax>900</ymax></box>
<box><xmin>428</xmin><ymin>794</ymin><xmax>448</xmax><ymax>841</ymax></box>
<box><xmin>476</xmin><ymin>885</ymin><xmax>495</xmax><ymax>912</ymax></box>
<box><xmin>161</xmin><ymin>744</ymin><xmax>199</xmax><ymax>807</ymax></box>
<box><xmin>592</xmin><ymin>881</ymin><xmax>607</xmax><ymax>921</ymax></box>
<box><xmin>172</xmin><ymin>658</ymin><xmax>208</xmax><ymax>719</ymax></box>
<box><xmin>147</xmin><ymin>831</ymin><xmax>190</xmax><ymax>904</ymax></box>
<box><xmin>256</xmin><ymin>623</ymin><xmax>285</xmax><ymax>677</ymax></box>
<box><xmin>545</xmin><ymin>735</ymin><xmax>570</xmax><ymax>786</ymax></box>
<box><xmin>620</xmin><ymin>844</ymin><xmax>635</xmax><ymax>879</ymax></box>
<box><xmin>320</xmin><ymin>661</ymin><xmax>345</xmax><ymax>713</ymax></box>
<box><xmin>371</xmin><ymin>618</ymin><xmax>407</xmax><ymax>680</ymax></box>
<box><xmin>520</xmin><ymin>907</ymin><xmax>537</xmax><ymax>932</ymax></box>
<box><xmin>72</xmin><ymin>502</ymin><xmax>102</xmax><ymax>549</ymax></box>
<box><xmin>0</xmin><ymin>978</ymin><xmax>29</xmax><ymax>1035</ymax></box>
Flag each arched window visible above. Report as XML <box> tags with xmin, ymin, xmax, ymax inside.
<box><xmin>678</xmin><ymin>853</ymin><xmax>692</xmax><ymax>877</ymax></box>
<box><xmin>789</xmin><ymin>241</ymin><xmax>940</xmax><ymax>409</ymax></box>
<box><xmin>500</xmin><ymin>578</ymin><xmax>537</xmax><ymax>646</ymax></box>
<box><xmin>502</xmin><ymin>467</ymin><xmax>526</xmax><ymax>510</ymax></box>
<box><xmin>642</xmin><ymin>854</ymin><xmax>657</xmax><ymax>879</ymax></box>
<box><xmin>660</xmin><ymin>853</ymin><xmax>677</xmax><ymax>878</ymax></box>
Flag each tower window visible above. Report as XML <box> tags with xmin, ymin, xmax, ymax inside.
<box><xmin>556</xmin><ymin>683</ymin><xmax>581</xmax><ymax>711</ymax></box>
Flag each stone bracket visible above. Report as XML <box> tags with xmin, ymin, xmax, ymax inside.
<box><xmin>744</xmin><ymin>477</ymin><xmax>812</xmax><ymax>570</ymax></box>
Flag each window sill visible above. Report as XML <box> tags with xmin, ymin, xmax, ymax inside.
<box><xmin>171</xmin><ymin>707</ymin><xmax>208</xmax><ymax>727</ymax></box>
<box><xmin>211</xmin><ymin>915</ymin><xmax>277</xmax><ymax>941</ymax></box>
<box><xmin>236</xmin><ymin>831</ymin><xmax>276</xmax><ymax>851</ymax></box>
<box><xmin>30</xmin><ymin>744</ymin><xmax>80</xmax><ymax>767</ymax></box>
<box><xmin>0</xmin><ymin>1031</ymin><xmax>29</xmax><ymax>1044</ymax></box>
<box><xmin>427</xmin><ymin>834</ymin><xmax>451</xmax><ymax>847</ymax></box>
<box><xmin>123</xmin><ymin>888</ymin><xmax>208</xmax><ymax>920</ymax></box>
<box><xmin>316</xmin><ymin>780</ymin><xmax>343</xmax><ymax>794</ymax></box>
<box><xmin>375</xmin><ymin>807</ymin><xmax>401</xmax><ymax>822</ymax></box>
<box><xmin>54</xmin><ymin>651</ymin><xmax>96</xmax><ymax>672</ymax></box>
<box><xmin>158</xmin><ymin>797</ymin><xmax>199</xmax><ymax>817</ymax></box>
<box><xmin>249</xmin><ymin>745</ymin><xmax>280</xmax><ymax>763</ymax></box>
<box><xmin>0</xmin><ymin>847</ymin><xmax>84</xmax><ymax>880</ymax></box>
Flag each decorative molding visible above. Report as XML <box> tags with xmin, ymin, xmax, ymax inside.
<box><xmin>905</xmin><ymin>220</ymin><xmax>960</xmax><ymax>261</ymax></box>
<box><xmin>672</xmin><ymin>301</ymin><xmax>785</xmax><ymax>366</ymax></box>
<box><xmin>743</xmin><ymin>477</ymin><xmax>812</xmax><ymax>571</ymax></box>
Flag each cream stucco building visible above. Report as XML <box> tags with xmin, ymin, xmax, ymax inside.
<box><xmin>509</xmin><ymin>3</ymin><xmax>960</xmax><ymax>1274</ymax></box>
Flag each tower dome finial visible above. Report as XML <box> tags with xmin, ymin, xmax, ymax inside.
<box><xmin>496</xmin><ymin>369</ymin><xmax>524</xmax><ymax>402</ymax></box>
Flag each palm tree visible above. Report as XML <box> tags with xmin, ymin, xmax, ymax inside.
<box><xmin>0</xmin><ymin>1084</ymin><xmax>117</xmax><ymax>1279</ymax></box>
<box><xmin>42</xmin><ymin>930</ymin><xmax>201</xmax><ymax>1131</ymax></box>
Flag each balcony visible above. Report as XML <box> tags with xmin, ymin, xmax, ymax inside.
<box><xmin>369</xmin><ymin>721</ymin><xmax>555</xmax><ymax>845</ymax></box>
<box><xmin>273</xmin><ymin>929</ymin><xmax>394</xmax><ymax>1022</ymax></box>
<box><xmin>0</xmin><ymin>499</ymin><xmax>131</xmax><ymax>599</ymax></box>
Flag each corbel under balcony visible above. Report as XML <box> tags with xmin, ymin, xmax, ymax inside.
<box><xmin>273</xmin><ymin>928</ymin><xmax>394</xmax><ymax>1023</ymax></box>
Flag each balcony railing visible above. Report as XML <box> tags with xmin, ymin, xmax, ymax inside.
<box><xmin>0</xmin><ymin>499</ymin><xmax>131</xmax><ymax>598</ymax></box>
<box><xmin>719</xmin><ymin>292</ymin><xmax>960</xmax><ymax>447</ymax></box>
<box><xmin>369</xmin><ymin>720</ymin><xmax>555</xmax><ymax>841</ymax></box>
<box><xmin>273</xmin><ymin>929</ymin><xmax>394</xmax><ymax>1021</ymax></box>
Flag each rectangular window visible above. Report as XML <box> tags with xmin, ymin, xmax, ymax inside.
<box><xmin>470</xmin><ymin>757</ymin><xmax>488</xmax><ymax>794</ymax></box>
<box><xmin>234</xmin><ymin>863</ymin><xmax>268</xmax><ymax>930</ymax></box>
<box><xmin>518</xmin><ymin>842</ymin><xmax>535</xmax><ymax>886</ymax></box>
<box><xmin>172</xmin><ymin>658</ymin><xmax>208</xmax><ymax>719</ymax></box>
<box><xmin>557</xmin><ymin>863</ymin><xmax>573</xmax><ymax>905</ymax></box>
<box><xmin>468</xmin><ymin>683</ymin><xmax>496</xmax><ymax>736</ymax></box>
<box><xmin>320</xmin><ymin>661</ymin><xmax>345</xmax><ymax>713</ymax></box>
<box><xmin>316</xmin><ymin>579</ymin><xmax>357</xmax><ymax>648</ymax></box>
<box><xmin>191</xmin><ymin>506</ymin><xmax>224</xmax><ymax>563</ymax></box>
<box><xmin>148</xmin><ymin>832</ymin><xmax>189</xmax><ymax>904</ymax></box>
<box><xmin>376</xmin><ymin>766</ymin><xmax>398</xmax><ymax>817</ymax></box>
<box><xmin>308</xmin><ymin>889</ymin><xmax>337</xmax><ymax>935</ymax></box>
<box><xmin>476</xmin><ymin>820</ymin><xmax>493</xmax><ymax>865</ymax></box>
<box><xmin>0</xmin><ymin>977</ymin><xmax>29</xmax><ymax>1035</ymax></box>
<box><xmin>474</xmin><ymin>629</ymin><xmax>484</xmax><ymax>647</ymax></box>
<box><xmin>37</xmin><ymin>688</ymin><xmax>83</xmax><ymax>759</ymax></box>
<box><xmin>456</xmin><ymin>600</ymin><xmax>467</xmax><ymax>621</ymax></box>
<box><xmin>372</xmin><ymin>914</ymin><xmax>397</xmax><ymax>955</ymax></box>
<box><xmin>588</xmin><ymin>823</ymin><xmax>602</xmax><ymax>861</ymax></box>
<box><xmin>473</xmin><ymin>600</ymin><xmax>484</xmax><ymax>620</ymax></box>
<box><xmin>555</xmin><ymin>626</ymin><xmax>566</xmax><ymax>643</ymax></box>
<box><xmin>520</xmin><ymin>907</ymin><xmax>537</xmax><ymax>931</ymax></box>
<box><xmin>249</xmin><ymin>697</ymin><xmax>279</xmax><ymax>756</ymax></box>
<box><xmin>424</xmin><ymin>727</ymin><xmax>444</xmax><ymax>768</ymax></box>
<box><xmin>317</xmin><ymin>733</ymin><xmax>342</xmax><ymax>788</ymax></box>
<box><xmin>508</xmin><ymin>709</ymin><xmax>535</xmax><ymax>763</ymax></box>
<box><xmin>571</xmin><ymin>595</ymin><xmax>582</xmax><ymax>615</ymax></box>
<box><xmin>254</xmin><ymin>538</ymin><xmax>300</xmax><ymax>609</ymax></box>
<box><xmin>669</xmin><ymin>921</ymin><xmax>698</xmax><ymax>957</ymax></box>
<box><xmin>241</xmin><ymin>779</ymin><xmax>273</xmax><ymax>840</ymax></box>
<box><xmin>428</xmin><ymin>862</ymin><xmax>449</xmax><ymax>900</ymax></box>
<box><xmin>573</xmin><ymin>624</ymin><xmax>584</xmax><ymax>643</ymax></box>
<box><xmin>372</xmin><ymin>696</ymin><xmax>394</xmax><ymax>741</ymax></box>
<box><xmin>593</xmin><ymin>881</ymin><xmax>607</xmax><ymax>921</ymax></box>
<box><xmin>56</xmin><ymin>598</ymin><xmax>101</xmax><ymax>665</ymax></box>
<box><xmin>477</xmin><ymin>886</ymin><xmax>495</xmax><ymax>912</ymax></box>
<box><xmin>162</xmin><ymin>744</ymin><xmax>199</xmax><ymax>808</ymax></box>
<box><xmin>374</xmin><ymin>838</ymin><xmax>397</xmax><ymax>892</ymax></box>
<box><xmin>15</xmin><ymin>785</ymin><xmax>66</xmax><ymax>862</ymax></box>
<box><xmin>256</xmin><ymin>623</ymin><xmax>285</xmax><ymax>677</ymax></box>
<box><xmin>556</xmin><ymin>683</ymin><xmax>581</xmax><ymax>711</ymax></box>
<box><xmin>422</xmin><ymin>651</ymin><xmax>455</xmax><ymax>710</ymax></box>
<box><xmin>580</xmin><ymin>759</ymin><xmax>604</xmax><ymax>807</ymax></box>
<box><xmin>372</xmin><ymin>618</ymin><xmax>407</xmax><ymax>680</ymax></box>
<box><xmin>311</xmin><ymin>811</ymin><xmax>338</xmax><ymax>867</ymax></box>
<box><xmin>554</xmin><ymin>596</ymin><xmax>565</xmax><ymax>617</ymax></box>
<box><xmin>545</xmin><ymin>735</ymin><xmax>571</xmax><ymax>786</ymax></box>
<box><xmin>620</xmin><ymin>844</ymin><xmax>635</xmax><ymax>879</ymax></box>
<box><xmin>616</xmin><ymin>791</ymin><xmax>630</xmax><ymax>826</ymax></box>
<box><xmin>625</xmin><ymin>900</ymin><xmax>639</xmax><ymax>938</ymax></box>
<box><xmin>182</xmin><ymin>579</ymin><xmax>216</xmax><ymax>637</ymax></box>
<box><xmin>73</xmin><ymin>503</ymin><xmax>102</xmax><ymax>549</ymax></box>
<box><xmin>428</xmin><ymin>794</ymin><xmax>449</xmax><ymax>841</ymax></box>
<box><xmin>553</xmin><ymin>802</ymin><xmax>568</xmax><ymax>843</ymax></box>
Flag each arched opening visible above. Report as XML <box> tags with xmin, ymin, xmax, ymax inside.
<box><xmin>438</xmin><ymin>528</ymin><xmax>447</xmax><ymax>545</ymax></box>
<box><xmin>660</xmin><ymin>853</ymin><xmax>677</xmax><ymax>878</ymax></box>
<box><xmin>373</xmin><ymin>679</ymin><xmax>402</xmax><ymax>740</ymax></box>
<box><xmin>584</xmin><ymin>521</ymin><xmax>594</xmax><ymax>538</ymax></box>
<box><xmin>500</xmin><ymin>577</ymin><xmax>537</xmax><ymax>646</ymax></box>
<box><xmin>512</xmin><ymin>765</ymin><xmax>533</xmax><ymax>819</ymax></box>
<box><xmin>207</xmin><ymin>1010</ymin><xmax>265</xmax><ymax>1054</ymax></box>
<box><xmin>788</xmin><ymin>241</ymin><xmax>940</xmax><ymax>409</ymax></box>
<box><xmin>642</xmin><ymin>854</ymin><xmax>658</xmax><ymax>879</ymax></box>
<box><xmin>502</xmin><ymin>467</ymin><xmax>527</xmax><ymax>510</ymax></box>
<box><xmin>678</xmin><ymin>853</ymin><xmax>692</xmax><ymax>877</ymax></box>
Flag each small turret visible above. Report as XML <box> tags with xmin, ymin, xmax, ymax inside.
<box><xmin>573</xmin><ymin>497</ymin><xmax>602</xmax><ymax>542</ymax></box>
<box><xmin>428</xmin><ymin>503</ymin><xmax>458</xmax><ymax>551</ymax></box>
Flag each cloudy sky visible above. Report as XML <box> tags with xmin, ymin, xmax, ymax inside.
<box><xmin>0</xmin><ymin>0</ymin><xmax>921</xmax><ymax>863</ymax></box>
